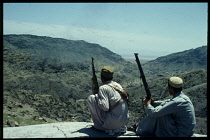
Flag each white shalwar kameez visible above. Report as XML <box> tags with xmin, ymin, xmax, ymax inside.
<box><xmin>87</xmin><ymin>81</ymin><xmax>129</xmax><ymax>134</ymax></box>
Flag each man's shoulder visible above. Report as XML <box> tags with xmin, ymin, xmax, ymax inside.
<box><xmin>99</xmin><ymin>81</ymin><xmax>122</xmax><ymax>90</ymax></box>
<box><xmin>99</xmin><ymin>84</ymin><xmax>112</xmax><ymax>90</ymax></box>
<box><xmin>99</xmin><ymin>84</ymin><xmax>108</xmax><ymax>89</ymax></box>
<box><xmin>110</xmin><ymin>81</ymin><xmax>122</xmax><ymax>88</ymax></box>
<box><xmin>180</xmin><ymin>92</ymin><xmax>191</xmax><ymax>101</ymax></box>
<box><xmin>174</xmin><ymin>92</ymin><xmax>193</xmax><ymax>105</ymax></box>
<box><xmin>99</xmin><ymin>84</ymin><xmax>108</xmax><ymax>88</ymax></box>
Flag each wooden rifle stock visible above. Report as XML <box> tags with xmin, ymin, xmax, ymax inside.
<box><xmin>134</xmin><ymin>53</ymin><xmax>151</xmax><ymax>100</ymax></box>
<box><xmin>91</xmin><ymin>57</ymin><xmax>99</xmax><ymax>94</ymax></box>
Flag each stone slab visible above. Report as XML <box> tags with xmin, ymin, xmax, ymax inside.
<box><xmin>3</xmin><ymin>122</ymin><xmax>207</xmax><ymax>138</ymax></box>
<box><xmin>3</xmin><ymin>122</ymin><xmax>138</xmax><ymax>138</ymax></box>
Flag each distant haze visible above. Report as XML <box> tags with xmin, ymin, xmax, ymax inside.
<box><xmin>122</xmin><ymin>54</ymin><xmax>156</xmax><ymax>63</ymax></box>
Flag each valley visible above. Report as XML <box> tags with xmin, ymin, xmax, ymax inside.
<box><xmin>3</xmin><ymin>34</ymin><xmax>207</xmax><ymax>135</ymax></box>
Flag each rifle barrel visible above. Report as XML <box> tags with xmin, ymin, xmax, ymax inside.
<box><xmin>134</xmin><ymin>53</ymin><xmax>151</xmax><ymax>100</ymax></box>
<box><xmin>91</xmin><ymin>57</ymin><xmax>99</xmax><ymax>94</ymax></box>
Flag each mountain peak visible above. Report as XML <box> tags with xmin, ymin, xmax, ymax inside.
<box><xmin>143</xmin><ymin>45</ymin><xmax>207</xmax><ymax>74</ymax></box>
<box><xmin>4</xmin><ymin>34</ymin><xmax>126</xmax><ymax>64</ymax></box>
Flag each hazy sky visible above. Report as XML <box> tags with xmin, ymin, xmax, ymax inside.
<box><xmin>3</xmin><ymin>3</ymin><xmax>208</xmax><ymax>59</ymax></box>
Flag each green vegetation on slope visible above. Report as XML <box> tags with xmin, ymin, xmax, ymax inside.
<box><xmin>3</xmin><ymin>34</ymin><xmax>207</xmax><ymax>135</ymax></box>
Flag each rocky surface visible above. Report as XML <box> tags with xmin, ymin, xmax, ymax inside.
<box><xmin>3</xmin><ymin>122</ymin><xmax>207</xmax><ymax>138</ymax></box>
<box><xmin>3</xmin><ymin>122</ymin><xmax>138</xmax><ymax>138</ymax></box>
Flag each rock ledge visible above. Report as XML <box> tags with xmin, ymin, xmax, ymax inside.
<box><xmin>3</xmin><ymin>122</ymin><xmax>207</xmax><ymax>138</ymax></box>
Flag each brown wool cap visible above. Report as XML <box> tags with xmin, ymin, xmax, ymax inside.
<box><xmin>169</xmin><ymin>77</ymin><xmax>183</xmax><ymax>88</ymax></box>
<box><xmin>101</xmin><ymin>66</ymin><xmax>114</xmax><ymax>78</ymax></box>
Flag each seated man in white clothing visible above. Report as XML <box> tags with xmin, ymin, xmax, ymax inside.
<box><xmin>87</xmin><ymin>66</ymin><xmax>129</xmax><ymax>135</ymax></box>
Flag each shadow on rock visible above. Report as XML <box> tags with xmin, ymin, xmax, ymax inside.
<box><xmin>71</xmin><ymin>125</ymin><xmax>123</xmax><ymax>137</ymax></box>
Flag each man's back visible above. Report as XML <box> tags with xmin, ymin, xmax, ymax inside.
<box><xmin>155</xmin><ymin>92</ymin><xmax>196</xmax><ymax>137</ymax></box>
<box><xmin>98</xmin><ymin>81</ymin><xmax>129</xmax><ymax>129</ymax></box>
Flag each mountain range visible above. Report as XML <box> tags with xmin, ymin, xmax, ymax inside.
<box><xmin>3</xmin><ymin>34</ymin><xmax>207</xmax><ymax>135</ymax></box>
<box><xmin>3</xmin><ymin>34</ymin><xmax>125</xmax><ymax>64</ymax></box>
<box><xmin>4</xmin><ymin>34</ymin><xmax>207</xmax><ymax>73</ymax></box>
<box><xmin>143</xmin><ymin>45</ymin><xmax>207</xmax><ymax>75</ymax></box>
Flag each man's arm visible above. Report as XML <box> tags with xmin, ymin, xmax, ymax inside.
<box><xmin>144</xmin><ymin>99</ymin><xmax>178</xmax><ymax>118</ymax></box>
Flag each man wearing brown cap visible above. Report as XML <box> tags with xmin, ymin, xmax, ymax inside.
<box><xmin>135</xmin><ymin>76</ymin><xmax>196</xmax><ymax>137</ymax></box>
<box><xmin>87</xmin><ymin>66</ymin><xmax>129</xmax><ymax>135</ymax></box>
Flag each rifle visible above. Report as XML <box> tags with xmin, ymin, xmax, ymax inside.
<box><xmin>91</xmin><ymin>57</ymin><xmax>99</xmax><ymax>94</ymax></box>
<box><xmin>134</xmin><ymin>53</ymin><xmax>151</xmax><ymax>100</ymax></box>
